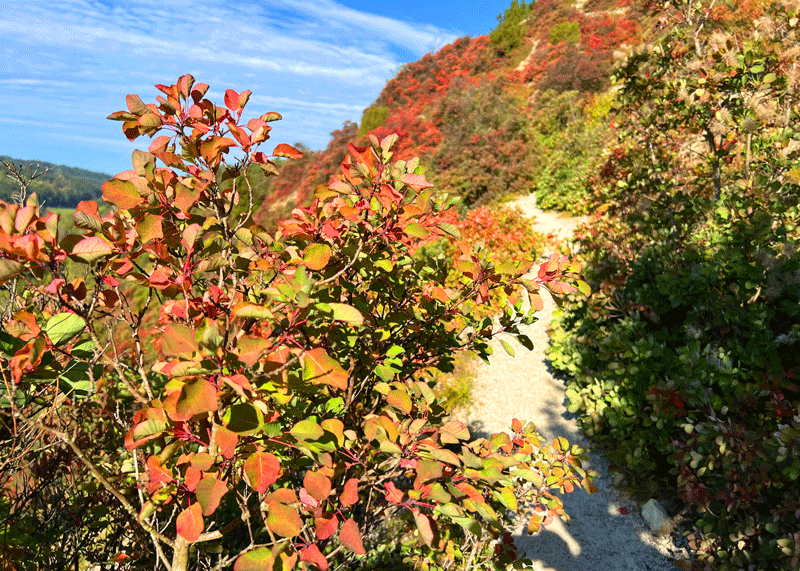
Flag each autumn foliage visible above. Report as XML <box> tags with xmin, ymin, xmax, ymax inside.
<box><xmin>0</xmin><ymin>76</ymin><xmax>593</xmax><ymax>570</ymax></box>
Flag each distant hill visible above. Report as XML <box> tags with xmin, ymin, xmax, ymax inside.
<box><xmin>0</xmin><ymin>156</ymin><xmax>109</xmax><ymax>208</ymax></box>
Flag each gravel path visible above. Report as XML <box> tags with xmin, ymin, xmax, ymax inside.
<box><xmin>459</xmin><ymin>196</ymin><xmax>685</xmax><ymax>571</ymax></box>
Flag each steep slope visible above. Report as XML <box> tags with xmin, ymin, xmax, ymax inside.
<box><xmin>251</xmin><ymin>0</ymin><xmax>649</xmax><ymax>225</ymax></box>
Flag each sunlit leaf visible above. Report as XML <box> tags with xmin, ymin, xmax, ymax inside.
<box><xmin>339</xmin><ymin>518</ymin><xmax>366</xmax><ymax>555</ymax></box>
<box><xmin>102</xmin><ymin>179</ymin><xmax>142</xmax><ymax>210</ymax></box>
<box><xmin>243</xmin><ymin>451</ymin><xmax>280</xmax><ymax>494</ymax></box>
<box><xmin>45</xmin><ymin>313</ymin><xmax>86</xmax><ymax>347</ymax></box>
<box><xmin>267</xmin><ymin>502</ymin><xmax>302</xmax><ymax>537</ymax></box>
<box><xmin>70</xmin><ymin>236</ymin><xmax>113</xmax><ymax>263</ymax></box>
<box><xmin>176</xmin><ymin>502</ymin><xmax>203</xmax><ymax>542</ymax></box>
<box><xmin>196</xmin><ymin>477</ymin><xmax>228</xmax><ymax>516</ymax></box>
<box><xmin>302</xmin><ymin>348</ymin><xmax>348</xmax><ymax>390</ymax></box>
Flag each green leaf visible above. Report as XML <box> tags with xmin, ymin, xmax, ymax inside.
<box><xmin>576</xmin><ymin>280</ymin><xmax>591</xmax><ymax>297</ymax></box>
<box><xmin>234</xmin><ymin>548</ymin><xmax>274</xmax><ymax>571</ymax></box>
<box><xmin>331</xmin><ymin>303</ymin><xmax>365</xmax><ymax>325</ymax></box>
<box><xmin>499</xmin><ymin>339</ymin><xmax>515</xmax><ymax>357</ymax></box>
<box><xmin>291</xmin><ymin>418</ymin><xmax>324</xmax><ymax>441</ymax></box>
<box><xmin>45</xmin><ymin>313</ymin><xmax>86</xmax><ymax>347</ymax></box>
<box><xmin>437</xmin><ymin>222</ymin><xmax>461</xmax><ymax>239</ymax></box>
<box><xmin>225</xmin><ymin>402</ymin><xmax>263</xmax><ymax>435</ymax></box>
<box><xmin>58</xmin><ymin>361</ymin><xmax>95</xmax><ymax>399</ymax></box>
<box><xmin>404</xmin><ymin>223</ymin><xmax>430</xmax><ymax>238</ymax></box>
<box><xmin>232</xmin><ymin>302</ymin><xmax>274</xmax><ymax>320</ymax></box>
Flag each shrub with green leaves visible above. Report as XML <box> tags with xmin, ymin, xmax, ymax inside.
<box><xmin>0</xmin><ymin>75</ymin><xmax>594</xmax><ymax>571</ymax></box>
<box><xmin>489</xmin><ymin>1</ymin><xmax>532</xmax><ymax>55</ymax></box>
<box><xmin>549</xmin><ymin>1</ymin><xmax>800</xmax><ymax>568</ymax></box>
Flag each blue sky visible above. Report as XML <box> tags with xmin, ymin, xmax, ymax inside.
<box><xmin>0</xmin><ymin>1</ymin><xmax>510</xmax><ymax>176</ymax></box>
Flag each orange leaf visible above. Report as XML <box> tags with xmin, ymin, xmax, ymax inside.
<box><xmin>176</xmin><ymin>502</ymin><xmax>204</xmax><ymax>542</ymax></box>
<box><xmin>339</xmin><ymin>518</ymin><xmax>366</xmax><ymax>555</ymax></box>
<box><xmin>243</xmin><ymin>451</ymin><xmax>280</xmax><ymax>494</ymax></box>
<box><xmin>304</xmin><ymin>471</ymin><xmax>332</xmax><ymax>501</ymax></box>
<box><xmin>302</xmin><ymin>348</ymin><xmax>348</xmax><ymax>390</ymax></box>
<box><xmin>273</xmin><ymin>143</ymin><xmax>303</xmax><ymax>159</ymax></box>
<box><xmin>340</xmin><ymin>478</ymin><xmax>359</xmax><ymax>506</ymax></box>
<box><xmin>102</xmin><ymin>178</ymin><xmax>142</xmax><ymax>210</ymax></box>
<box><xmin>267</xmin><ymin>502</ymin><xmax>302</xmax><ymax>537</ymax></box>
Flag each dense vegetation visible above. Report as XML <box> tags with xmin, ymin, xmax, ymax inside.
<box><xmin>2</xmin><ymin>0</ymin><xmax>799</xmax><ymax>567</ymax></box>
<box><xmin>0</xmin><ymin>156</ymin><xmax>106</xmax><ymax>208</ymax></box>
<box><xmin>548</xmin><ymin>0</ymin><xmax>800</xmax><ymax>569</ymax></box>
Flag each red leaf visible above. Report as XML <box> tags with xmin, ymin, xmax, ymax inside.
<box><xmin>272</xmin><ymin>143</ymin><xmax>303</xmax><ymax>159</ymax></box>
<box><xmin>243</xmin><ymin>451</ymin><xmax>280</xmax><ymax>494</ymax></box>
<box><xmin>339</xmin><ymin>518</ymin><xmax>366</xmax><ymax>555</ymax></box>
<box><xmin>176</xmin><ymin>502</ymin><xmax>204</xmax><ymax>542</ymax></box>
<box><xmin>400</xmin><ymin>173</ymin><xmax>434</xmax><ymax>189</ymax></box>
<box><xmin>384</xmin><ymin>481</ymin><xmax>403</xmax><ymax>504</ymax></box>
<box><xmin>304</xmin><ymin>471</ymin><xmax>332</xmax><ymax>501</ymax></box>
<box><xmin>618</xmin><ymin>506</ymin><xmax>629</xmax><ymax>515</ymax></box>
<box><xmin>224</xmin><ymin>89</ymin><xmax>240</xmax><ymax>110</ymax></box>
<box><xmin>340</xmin><ymin>478</ymin><xmax>359</xmax><ymax>506</ymax></box>
<box><xmin>146</xmin><ymin>455</ymin><xmax>173</xmax><ymax>494</ymax></box>
<box><xmin>315</xmin><ymin>514</ymin><xmax>338</xmax><ymax>540</ymax></box>
<box><xmin>70</xmin><ymin>236</ymin><xmax>113</xmax><ymax>263</ymax></box>
<box><xmin>300</xmin><ymin>544</ymin><xmax>329</xmax><ymax>570</ymax></box>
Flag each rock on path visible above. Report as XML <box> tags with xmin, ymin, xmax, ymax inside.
<box><xmin>459</xmin><ymin>196</ymin><xmax>683</xmax><ymax>571</ymax></box>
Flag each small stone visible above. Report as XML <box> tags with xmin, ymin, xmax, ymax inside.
<box><xmin>642</xmin><ymin>499</ymin><xmax>671</xmax><ymax>534</ymax></box>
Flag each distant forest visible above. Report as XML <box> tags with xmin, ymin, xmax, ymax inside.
<box><xmin>0</xmin><ymin>156</ymin><xmax>108</xmax><ymax>208</ymax></box>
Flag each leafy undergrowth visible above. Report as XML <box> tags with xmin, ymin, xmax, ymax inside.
<box><xmin>549</xmin><ymin>1</ymin><xmax>800</xmax><ymax>569</ymax></box>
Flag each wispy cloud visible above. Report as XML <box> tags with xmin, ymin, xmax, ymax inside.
<box><xmin>0</xmin><ymin>0</ymin><xmax>460</xmax><ymax>174</ymax></box>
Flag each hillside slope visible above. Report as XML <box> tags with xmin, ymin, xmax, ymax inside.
<box><xmin>252</xmin><ymin>0</ymin><xmax>648</xmax><ymax>227</ymax></box>
<box><xmin>0</xmin><ymin>156</ymin><xmax>108</xmax><ymax>208</ymax></box>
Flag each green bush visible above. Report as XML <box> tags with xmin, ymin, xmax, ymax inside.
<box><xmin>489</xmin><ymin>1</ymin><xmax>532</xmax><ymax>55</ymax></box>
<box><xmin>549</xmin><ymin>21</ymin><xmax>581</xmax><ymax>45</ymax></box>
<box><xmin>358</xmin><ymin>105</ymin><xmax>389</xmax><ymax>136</ymax></box>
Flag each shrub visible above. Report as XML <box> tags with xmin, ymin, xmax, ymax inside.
<box><xmin>490</xmin><ymin>1</ymin><xmax>533</xmax><ymax>55</ymax></box>
<box><xmin>549</xmin><ymin>21</ymin><xmax>581</xmax><ymax>45</ymax></box>
<box><xmin>358</xmin><ymin>106</ymin><xmax>390</xmax><ymax>136</ymax></box>
<box><xmin>0</xmin><ymin>76</ymin><xmax>594</xmax><ymax>570</ymax></box>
